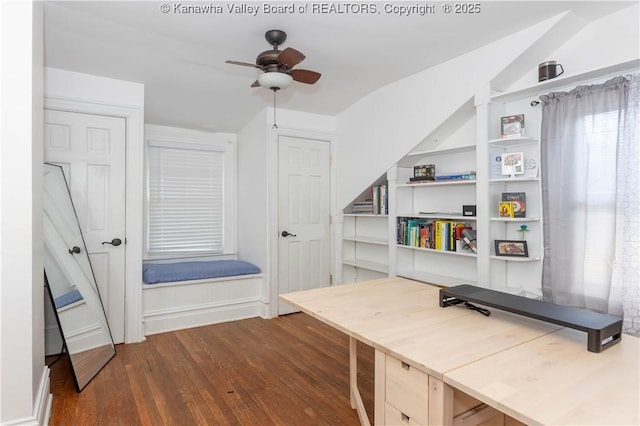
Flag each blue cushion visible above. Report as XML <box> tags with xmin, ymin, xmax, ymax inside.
<box><xmin>54</xmin><ymin>288</ymin><xmax>83</xmax><ymax>309</ymax></box>
<box><xmin>143</xmin><ymin>260</ymin><xmax>261</xmax><ymax>285</ymax></box>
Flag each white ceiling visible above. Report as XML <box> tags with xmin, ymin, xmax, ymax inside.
<box><xmin>43</xmin><ymin>1</ymin><xmax>631</xmax><ymax>133</ymax></box>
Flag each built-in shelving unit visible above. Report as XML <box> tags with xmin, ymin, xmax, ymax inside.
<box><xmin>341</xmin><ymin>175</ymin><xmax>390</xmax><ymax>283</ymax></box>
<box><xmin>393</xmin><ymin>134</ymin><xmax>479</xmax><ymax>287</ymax></box>
<box><xmin>338</xmin><ymin>61</ymin><xmax>638</xmax><ymax>297</ymax></box>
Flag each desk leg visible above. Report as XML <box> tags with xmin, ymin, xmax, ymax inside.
<box><xmin>349</xmin><ymin>337</ymin><xmax>371</xmax><ymax>426</ymax></box>
<box><xmin>428</xmin><ymin>376</ymin><xmax>454</xmax><ymax>426</ymax></box>
<box><xmin>374</xmin><ymin>349</ymin><xmax>385</xmax><ymax>426</ymax></box>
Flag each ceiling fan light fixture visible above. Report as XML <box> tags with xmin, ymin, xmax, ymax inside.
<box><xmin>258</xmin><ymin>72</ymin><xmax>293</xmax><ymax>90</ymax></box>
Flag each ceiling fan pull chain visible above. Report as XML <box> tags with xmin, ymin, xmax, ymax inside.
<box><xmin>272</xmin><ymin>88</ymin><xmax>278</xmax><ymax>129</ymax></box>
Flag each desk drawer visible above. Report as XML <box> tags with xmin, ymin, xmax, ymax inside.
<box><xmin>385</xmin><ymin>354</ymin><xmax>429</xmax><ymax>425</ymax></box>
<box><xmin>385</xmin><ymin>402</ymin><xmax>423</xmax><ymax>425</ymax></box>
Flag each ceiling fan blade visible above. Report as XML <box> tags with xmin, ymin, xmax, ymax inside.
<box><xmin>226</xmin><ymin>60</ymin><xmax>261</xmax><ymax>69</ymax></box>
<box><xmin>290</xmin><ymin>69</ymin><xmax>321</xmax><ymax>85</ymax></box>
<box><xmin>250</xmin><ymin>80</ymin><xmax>260</xmax><ymax>88</ymax></box>
<box><xmin>278</xmin><ymin>47</ymin><xmax>305</xmax><ymax>68</ymax></box>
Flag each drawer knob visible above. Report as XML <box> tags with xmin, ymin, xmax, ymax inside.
<box><xmin>401</xmin><ymin>361</ymin><xmax>410</xmax><ymax>370</ymax></box>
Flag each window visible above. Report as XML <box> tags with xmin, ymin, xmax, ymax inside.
<box><xmin>145</xmin><ymin>133</ymin><xmax>235</xmax><ymax>258</ymax></box>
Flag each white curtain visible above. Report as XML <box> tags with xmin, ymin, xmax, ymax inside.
<box><xmin>540</xmin><ymin>74</ymin><xmax>640</xmax><ymax>336</ymax></box>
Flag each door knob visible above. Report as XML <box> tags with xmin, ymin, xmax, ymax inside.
<box><xmin>281</xmin><ymin>231</ymin><xmax>297</xmax><ymax>237</ymax></box>
<box><xmin>68</xmin><ymin>246</ymin><xmax>81</xmax><ymax>255</ymax></box>
<box><xmin>101</xmin><ymin>238</ymin><xmax>122</xmax><ymax>246</ymax></box>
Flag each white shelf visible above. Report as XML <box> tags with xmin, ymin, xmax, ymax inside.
<box><xmin>397</xmin><ymin>244</ymin><xmax>477</xmax><ymax>258</ymax></box>
<box><xmin>405</xmin><ymin>144</ymin><xmax>476</xmax><ymax>157</ymax></box>
<box><xmin>490</xmin><ymin>255</ymin><xmax>541</xmax><ymax>262</ymax></box>
<box><xmin>397</xmin><ymin>270</ymin><xmax>476</xmax><ymax>287</ymax></box>
<box><xmin>398</xmin><ymin>213</ymin><xmax>476</xmax><ymax>221</ymax></box>
<box><xmin>488</xmin><ymin>137</ymin><xmax>538</xmax><ymax>147</ymax></box>
<box><xmin>343</xmin><ymin>213</ymin><xmax>388</xmax><ymax>218</ymax></box>
<box><xmin>343</xmin><ymin>258</ymin><xmax>389</xmax><ymax>274</ymax></box>
<box><xmin>397</xmin><ymin>180</ymin><xmax>476</xmax><ymax>188</ymax></box>
<box><xmin>343</xmin><ymin>235</ymin><xmax>388</xmax><ymax>245</ymax></box>
<box><xmin>489</xmin><ymin>177</ymin><xmax>539</xmax><ymax>183</ymax></box>
<box><xmin>490</xmin><ymin>217</ymin><xmax>539</xmax><ymax>222</ymax></box>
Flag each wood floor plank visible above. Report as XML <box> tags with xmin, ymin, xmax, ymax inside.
<box><xmin>48</xmin><ymin>313</ymin><xmax>375</xmax><ymax>425</ymax></box>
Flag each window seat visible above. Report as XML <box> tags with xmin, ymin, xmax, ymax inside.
<box><xmin>141</xmin><ymin>259</ymin><xmax>266</xmax><ymax>336</ymax></box>
<box><xmin>142</xmin><ymin>259</ymin><xmax>261</xmax><ymax>285</ymax></box>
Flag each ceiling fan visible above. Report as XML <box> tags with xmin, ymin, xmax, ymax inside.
<box><xmin>226</xmin><ymin>29</ymin><xmax>321</xmax><ymax>90</ymax></box>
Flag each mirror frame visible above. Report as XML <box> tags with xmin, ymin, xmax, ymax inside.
<box><xmin>43</xmin><ymin>162</ymin><xmax>116</xmax><ymax>391</ymax></box>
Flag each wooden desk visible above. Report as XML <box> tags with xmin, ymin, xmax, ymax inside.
<box><xmin>445</xmin><ymin>328</ymin><xmax>640</xmax><ymax>425</ymax></box>
<box><xmin>281</xmin><ymin>278</ymin><xmax>639</xmax><ymax>425</ymax></box>
<box><xmin>282</xmin><ymin>277</ymin><xmax>599</xmax><ymax>425</ymax></box>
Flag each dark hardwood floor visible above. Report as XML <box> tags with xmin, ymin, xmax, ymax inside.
<box><xmin>48</xmin><ymin>313</ymin><xmax>375</xmax><ymax>425</ymax></box>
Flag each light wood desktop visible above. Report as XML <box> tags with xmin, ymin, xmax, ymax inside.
<box><xmin>280</xmin><ymin>277</ymin><xmax>639</xmax><ymax>425</ymax></box>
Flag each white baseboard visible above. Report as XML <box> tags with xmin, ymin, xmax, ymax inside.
<box><xmin>143</xmin><ymin>298</ymin><xmax>268</xmax><ymax>335</ymax></box>
<box><xmin>1</xmin><ymin>367</ymin><xmax>52</xmax><ymax>426</ymax></box>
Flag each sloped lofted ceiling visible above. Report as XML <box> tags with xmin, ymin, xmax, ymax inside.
<box><xmin>43</xmin><ymin>1</ymin><xmax>632</xmax><ymax>133</ymax></box>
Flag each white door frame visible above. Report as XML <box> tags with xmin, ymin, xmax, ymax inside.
<box><xmin>44</xmin><ymin>96</ymin><xmax>145</xmax><ymax>343</ymax></box>
<box><xmin>268</xmin><ymin>127</ymin><xmax>337</xmax><ymax>318</ymax></box>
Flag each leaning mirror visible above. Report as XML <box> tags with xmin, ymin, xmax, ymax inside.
<box><xmin>43</xmin><ymin>163</ymin><xmax>115</xmax><ymax>391</ymax></box>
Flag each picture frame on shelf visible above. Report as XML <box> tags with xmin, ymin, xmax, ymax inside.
<box><xmin>501</xmin><ymin>114</ymin><xmax>525</xmax><ymax>138</ymax></box>
<box><xmin>411</xmin><ymin>164</ymin><xmax>435</xmax><ymax>181</ymax></box>
<box><xmin>502</xmin><ymin>192</ymin><xmax>526</xmax><ymax>217</ymax></box>
<box><xmin>501</xmin><ymin>152</ymin><xmax>524</xmax><ymax>177</ymax></box>
<box><xmin>494</xmin><ymin>240</ymin><xmax>529</xmax><ymax>257</ymax></box>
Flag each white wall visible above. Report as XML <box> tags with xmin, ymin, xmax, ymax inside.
<box><xmin>0</xmin><ymin>1</ymin><xmax>49</xmax><ymax>425</ymax></box>
<box><xmin>236</xmin><ymin>109</ymin><xmax>269</xmax><ymax>274</ymax></box>
<box><xmin>334</xmin><ymin>13</ymin><xmax>574</xmax><ymax>212</ymax></box>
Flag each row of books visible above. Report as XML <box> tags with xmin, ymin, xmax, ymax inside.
<box><xmin>397</xmin><ymin>217</ymin><xmax>476</xmax><ymax>253</ymax></box>
<box><xmin>406</xmin><ymin>170</ymin><xmax>476</xmax><ymax>184</ymax></box>
<box><xmin>350</xmin><ymin>184</ymin><xmax>388</xmax><ymax>214</ymax></box>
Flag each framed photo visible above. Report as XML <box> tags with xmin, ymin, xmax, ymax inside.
<box><xmin>411</xmin><ymin>164</ymin><xmax>435</xmax><ymax>181</ymax></box>
<box><xmin>494</xmin><ymin>240</ymin><xmax>529</xmax><ymax>257</ymax></box>
<box><xmin>501</xmin><ymin>114</ymin><xmax>525</xmax><ymax>138</ymax></box>
<box><xmin>501</xmin><ymin>152</ymin><xmax>524</xmax><ymax>176</ymax></box>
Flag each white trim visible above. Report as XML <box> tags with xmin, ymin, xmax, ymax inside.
<box><xmin>1</xmin><ymin>367</ymin><xmax>52</xmax><ymax>426</ymax></box>
<box><xmin>268</xmin><ymin>127</ymin><xmax>336</xmax><ymax>318</ymax></box>
<box><xmin>142</xmin><ymin>274</ymin><xmax>266</xmax><ymax>335</ymax></box>
<box><xmin>44</xmin><ymin>96</ymin><xmax>145</xmax><ymax>343</ymax></box>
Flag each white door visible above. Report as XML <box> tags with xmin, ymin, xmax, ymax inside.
<box><xmin>44</xmin><ymin>110</ymin><xmax>126</xmax><ymax>343</ymax></box>
<box><xmin>278</xmin><ymin>135</ymin><xmax>331</xmax><ymax>315</ymax></box>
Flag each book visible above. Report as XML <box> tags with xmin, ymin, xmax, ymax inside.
<box><xmin>435</xmin><ymin>171</ymin><xmax>476</xmax><ymax>181</ymax></box>
<box><xmin>461</xmin><ymin>229</ymin><xmax>477</xmax><ymax>254</ymax></box>
<box><xmin>379</xmin><ymin>184</ymin><xmax>388</xmax><ymax>215</ymax></box>
<box><xmin>499</xmin><ymin>201</ymin><xmax>514</xmax><ymax>218</ymax></box>
<box><xmin>502</xmin><ymin>192</ymin><xmax>526</xmax><ymax>218</ymax></box>
<box><xmin>501</xmin><ymin>114</ymin><xmax>525</xmax><ymax>138</ymax></box>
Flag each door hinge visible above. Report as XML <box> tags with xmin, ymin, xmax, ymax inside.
<box><xmin>329</xmin><ymin>274</ymin><xmax>333</xmax><ymax>285</ymax></box>
<box><xmin>329</xmin><ymin>215</ymin><xmax>332</xmax><ymax>225</ymax></box>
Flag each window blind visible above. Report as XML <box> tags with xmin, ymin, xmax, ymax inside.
<box><xmin>148</xmin><ymin>142</ymin><xmax>225</xmax><ymax>254</ymax></box>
